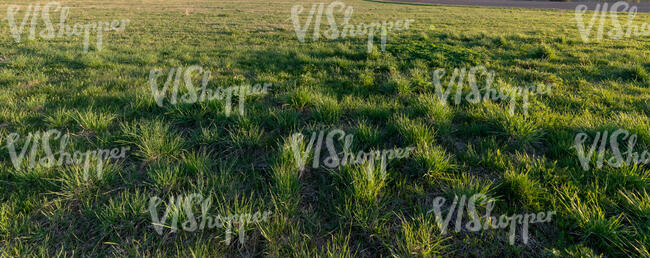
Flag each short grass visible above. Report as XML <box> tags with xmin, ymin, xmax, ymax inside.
<box><xmin>0</xmin><ymin>0</ymin><xmax>649</xmax><ymax>256</ymax></box>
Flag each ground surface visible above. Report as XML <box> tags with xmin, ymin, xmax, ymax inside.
<box><xmin>0</xmin><ymin>0</ymin><xmax>649</xmax><ymax>256</ymax></box>
<box><xmin>383</xmin><ymin>0</ymin><xmax>650</xmax><ymax>12</ymax></box>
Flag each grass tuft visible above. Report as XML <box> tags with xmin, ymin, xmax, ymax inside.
<box><xmin>121</xmin><ymin>120</ymin><xmax>184</xmax><ymax>161</ymax></box>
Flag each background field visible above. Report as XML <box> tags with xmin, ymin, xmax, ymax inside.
<box><xmin>0</xmin><ymin>0</ymin><xmax>649</xmax><ymax>256</ymax></box>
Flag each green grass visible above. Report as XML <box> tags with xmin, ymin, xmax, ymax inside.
<box><xmin>0</xmin><ymin>0</ymin><xmax>649</xmax><ymax>256</ymax></box>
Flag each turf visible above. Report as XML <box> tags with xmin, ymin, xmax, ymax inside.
<box><xmin>0</xmin><ymin>0</ymin><xmax>649</xmax><ymax>256</ymax></box>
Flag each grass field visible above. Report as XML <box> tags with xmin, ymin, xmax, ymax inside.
<box><xmin>0</xmin><ymin>0</ymin><xmax>649</xmax><ymax>256</ymax></box>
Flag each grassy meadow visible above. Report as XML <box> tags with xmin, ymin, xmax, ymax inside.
<box><xmin>0</xmin><ymin>0</ymin><xmax>649</xmax><ymax>256</ymax></box>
